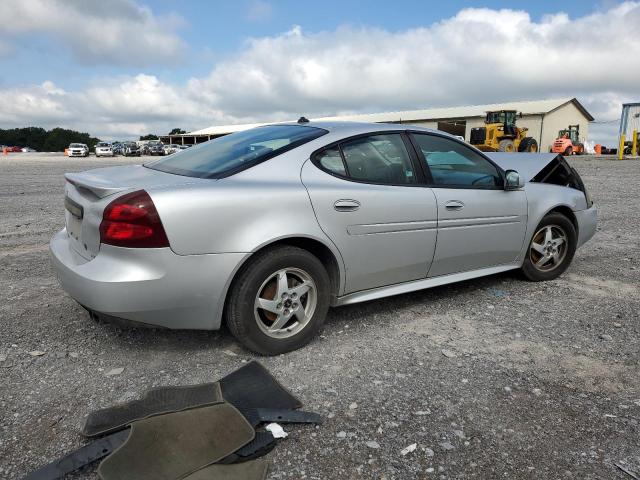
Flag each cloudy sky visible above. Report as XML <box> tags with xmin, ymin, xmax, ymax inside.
<box><xmin>0</xmin><ymin>0</ymin><xmax>638</xmax><ymax>144</ymax></box>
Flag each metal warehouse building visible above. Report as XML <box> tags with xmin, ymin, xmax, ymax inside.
<box><xmin>162</xmin><ymin>97</ymin><xmax>593</xmax><ymax>152</ymax></box>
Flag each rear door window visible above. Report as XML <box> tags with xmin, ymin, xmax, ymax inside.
<box><xmin>341</xmin><ymin>134</ymin><xmax>416</xmax><ymax>185</ymax></box>
<box><xmin>314</xmin><ymin>134</ymin><xmax>417</xmax><ymax>185</ymax></box>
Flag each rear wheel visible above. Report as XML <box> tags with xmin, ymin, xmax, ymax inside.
<box><xmin>498</xmin><ymin>139</ymin><xmax>516</xmax><ymax>152</ymax></box>
<box><xmin>564</xmin><ymin>146</ymin><xmax>573</xmax><ymax>156</ymax></box>
<box><xmin>521</xmin><ymin>213</ymin><xmax>577</xmax><ymax>281</ymax></box>
<box><xmin>575</xmin><ymin>143</ymin><xmax>584</xmax><ymax>155</ymax></box>
<box><xmin>226</xmin><ymin>246</ymin><xmax>330</xmax><ymax>355</ymax></box>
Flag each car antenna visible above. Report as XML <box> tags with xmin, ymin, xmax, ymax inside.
<box><xmin>297</xmin><ymin>116</ymin><xmax>310</xmax><ymax>123</ymax></box>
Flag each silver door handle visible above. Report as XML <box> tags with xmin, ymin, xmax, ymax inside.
<box><xmin>334</xmin><ymin>199</ymin><xmax>360</xmax><ymax>212</ymax></box>
<box><xmin>445</xmin><ymin>200</ymin><xmax>465</xmax><ymax>210</ymax></box>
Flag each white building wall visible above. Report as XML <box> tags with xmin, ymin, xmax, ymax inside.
<box><xmin>541</xmin><ymin>103</ymin><xmax>590</xmax><ymax>151</ymax></box>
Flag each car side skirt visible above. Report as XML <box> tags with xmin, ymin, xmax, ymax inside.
<box><xmin>332</xmin><ymin>263</ymin><xmax>521</xmax><ymax>307</ymax></box>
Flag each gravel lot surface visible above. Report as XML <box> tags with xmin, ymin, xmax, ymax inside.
<box><xmin>1</xmin><ymin>153</ymin><xmax>639</xmax><ymax>479</ymax></box>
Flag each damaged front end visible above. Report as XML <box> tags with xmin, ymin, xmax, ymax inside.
<box><xmin>486</xmin><ymin>152</ymin><xmax>593</xmax><ymax>207</ymax></box>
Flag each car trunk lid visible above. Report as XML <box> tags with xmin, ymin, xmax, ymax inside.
<box><xmin>63</xmin><ymin>164</ymin><xmax>210</xmax><ymax>259</ymax></box>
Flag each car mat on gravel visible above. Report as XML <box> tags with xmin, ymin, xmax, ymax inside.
<box><xmin>182</xmin><ymin>458</ymin><xmax>269</xmax><ymax>480</ymax></box>
<box><xmin>83</xmin><ymin>361</ymin><xmax>301</xmax><ymax>438</ymax></box>
<box><xmin>97</xmin><ymin>403</ymin><xmax>255</xmax><ymax>480</ymax></box>
<box><xmin>218</xmin><ymin>360</ymin><xmax>302</xmax><ymax>411</ymax></box>
<box><xmin>83</xmin><ymin>383</ymin><xmax>223</xmax><ymax>437</ymax></box>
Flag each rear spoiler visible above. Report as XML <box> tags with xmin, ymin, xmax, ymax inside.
<box><xmin>65</xmin><ymin>172</ymin><xmax>127</xmax><ymax>198</ymax></box>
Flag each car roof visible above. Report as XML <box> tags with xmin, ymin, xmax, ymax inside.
<box><xmin>268</xmin><ymin>120</ymin><xmax>457</xmax><ymax>140</ymax></box>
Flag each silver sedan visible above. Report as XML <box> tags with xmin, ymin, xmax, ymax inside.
<box><xmin>50</xmin><ymin>121</ymin><xmax>597</xmax><ymax>354</ymax></box>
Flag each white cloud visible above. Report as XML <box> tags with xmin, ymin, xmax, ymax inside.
<box><xmin>0</xmin><ymin>0</ymin><xmax>186</xmax><ymax>65</ymax></box>
<box><xmin>0</xmin><ymin>3</ymin><xmax>639</xmax><ymax>143</ymax></box>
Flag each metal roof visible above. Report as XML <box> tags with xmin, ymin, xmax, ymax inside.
<box><xmin>187</xmin><ymin>97</ymin><xmax>593</xmax><ymax>137</ymax></box>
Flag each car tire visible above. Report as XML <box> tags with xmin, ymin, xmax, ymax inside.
<box><xmin>225</xmin><ymin>245</ymin><xmax>330</xmax><ymax>355</ymax></box>
<box><xmin>564</xmin><ymin>146</ymin><xmax>572</xmax><ymax>156</ymax></box>
<box><xmin>521</xmin><ymin>212</ymin><xmax>577</xmax><ymax>282</ymax></box>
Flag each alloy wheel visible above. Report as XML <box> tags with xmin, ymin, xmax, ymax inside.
<box><xmin>529</xmin><ymin>225</ymin><xmax>568</xmax><ymax>272</ymax></box>
<box><xmin>254</xmin><ymin>268</ymin><xmax>317</xmax><ymax>339</ymax></box>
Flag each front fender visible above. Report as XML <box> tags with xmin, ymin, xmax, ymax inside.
<box><xmin>517</xmin><ymin>183</ymin><xmax>589</xmax><ymax>262</ymax></box>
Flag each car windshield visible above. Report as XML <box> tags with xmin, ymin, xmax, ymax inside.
<box><xmin>146</xmin><ymin>125</ymin><xmax>327</xmax><ymax>178</ymax></box>
<box><xmin>97</xmin><ymin>142</ymin><xmax>110</xmax><ymax>147</ymax></box>
<box><xmin>70</xmin><ymin>143</ymin><xmax>84</xmax><ymax>148</ymax></box>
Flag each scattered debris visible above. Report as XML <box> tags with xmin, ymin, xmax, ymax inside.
<box><xmin>0</xmin><ymin>354</ymin><xmax>7</xmax><ymax>362</ymax></box>
<box><xmin>222</xmin><ymin>349</ymin><xmax>238</xmax><ymax>357</ymax></box>
<box><xmin>600</xmin><ymin>334</ymin><xmax>613</xmax><ymax>341</ymax></box>
<box><xmin>265</xmin><ymin>423</ymin><xmax>288</xmax><ymax>439</ymax></box>
<box><xmin>400</xmin><ymin>443</ymin><xmax>417</xmax><ymax>456</ymax></box>
<box><xmin>28</xmin><ymin>350</ymin><xmax>45</xmax><ymax>357</ymax></box>
<box><xmin>424</xmin><ymin>447</ymin><xmax>435</xmax><ymax>457</ymax></box>
<box><xmin>487</xmin><ymin>287</ymin><xmax>507</xmax><ymax>297</ymax></box>
<box><xmin>532</xmin><ymin>388</ymin><xmax>542</xmax><ymax>396</ymax></box>
<box><xmin>365</xmin><ymin>441</ymin><xmax>380</xmax><ymax>449</ymax></box>
<box><xmin>69</xmin><ymin>352</ymin><xmax>79</xmax><ymax>358</ymax></box>
<box><xmin>439</xmin><ymin>441</ymin><xmax>455</xmax><ymax>451</ymax></box>
<box><xmin>105</xmin><ymin>368</ymin><xmax>124</xmax><ymax>377</ymax></box>
<box><xmin>336</xmin><ymin>431</ymin><xmax>347</xmax><ymax>439</ymax></box>
<box><xmin>414</xmin><ymin>410</ymin><xmax>431</xmax><ymax>416</ymax></box>
<box><xmin>441</xmin><ymin>349</ymin><xmax>456</xmax><ymax>358</ymax></box>
<box><xmin>348</xmin><ymin>402</ymin><xmax>358</xmax><ymax>410</ymax></box>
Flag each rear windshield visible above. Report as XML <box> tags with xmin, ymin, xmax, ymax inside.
<box><xmin>145</xmin><ymin>125</ymin><xmax>327</xmax><ymax>178</ymax></box>
<box><xmin>97</xmin><ymin>142</ymin><xmax>110</xmax><ymax>147</ymax></box>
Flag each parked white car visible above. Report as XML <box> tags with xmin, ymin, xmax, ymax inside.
<box><xmin>95</xmin><ymin>142</ymin><xmax>114</xmax><ymax>157</ymax></box>
<box><xmin>163</xmin><ymin>144</ymin><xmax>182</xmax><ymax>155</ymax></box>
<box><xmin>68</xmin><ymin>143</ymin><xmax>89</xmax><ymax>157</ymax></box>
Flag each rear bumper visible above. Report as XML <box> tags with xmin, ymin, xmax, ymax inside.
<box><xmin>49</xmin><ymin>229</ymin><xmax>248</xmax><ymax>330</ymax></box>
<box><xmin>575</xmin><ymin>205</ymin><xmax>597</xmax><ymax>248</ymax></box>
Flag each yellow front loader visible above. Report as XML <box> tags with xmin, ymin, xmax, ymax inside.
<box><xmin>469</xmin><ymin>110</ymin><xmax>538</xmax><ymax>153</ymax></box>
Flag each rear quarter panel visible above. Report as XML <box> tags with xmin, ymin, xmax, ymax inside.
<box><xmin>148</xmin><ymin>146</ymin><xmax>343</xmax><ymax>259</ymax></box>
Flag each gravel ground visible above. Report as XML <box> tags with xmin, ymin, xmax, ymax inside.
<box><xmin>1</xmin><ymin>153</ymin><xmax>639</xmax><ymax>479</ymax></box>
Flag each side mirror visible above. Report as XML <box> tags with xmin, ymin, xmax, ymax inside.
<box><xmin>504</xmin><ymin>169</ymin><xmax>524</xmax><ymax>190</ymax></box>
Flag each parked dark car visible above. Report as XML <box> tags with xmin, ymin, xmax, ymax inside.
<box><xmin>123</xmin><ymin>142</ymin><xmax>141</xmax><ymax>157</ymax></box>
<box><xmin>146</xmin><ymin>142</ymin><xmax>165</xmax><ymax>156</ymax></box>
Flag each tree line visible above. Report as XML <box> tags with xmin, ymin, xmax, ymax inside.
<box><xmin>0</xmin><ymin>127</ymin><xmax>100</xmax><ymax>152</ymax></box>
<box><xmin>0</xmin><ymin>127</ymin><xmax>186</xmax><ymax>152</ymax></box>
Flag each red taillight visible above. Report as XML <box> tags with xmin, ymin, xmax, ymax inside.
<box><xmin>99</xmin><ymin>190</ymin><xmax>169</xmax><ymax>248</ymax></box>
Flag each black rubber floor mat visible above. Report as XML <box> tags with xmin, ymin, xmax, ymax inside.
<box><xmin>22</xmin><ymin>429</ymin><xmax>130</xmax><ymax>480</ymax></box>
<box><xmin>98</xmin><ymin>403</ymin><xmax>254</xmax><ymax>480</ymax></box>
<box><xmin>219</xmin><ymin>361</ymin><xmax>301</xmax><ymax>412</ymax></box>
<box><xmin>83</xmin><ymin>382</ymin><xmax>223</xmax><ymax>437</ymax></box>
<box><xmin>182</xmin><ymin>458</ymin><xmax>269</xmax><ymax>480</ymax></box>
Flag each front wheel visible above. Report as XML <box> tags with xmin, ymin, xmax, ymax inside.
<box><xmin>518</xmin><ymin>137</ymin><xmax>538</xmax><ymax>152</ymax></box>
<box><xmin>521</xmin><ymin>213</ymin><xmax>577</xmax><ymax>281</ymax></box>
<box><xmin>225</xmin><ymin>246</ymin><xmax>330</xmax><ymax>355</ymax></box>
